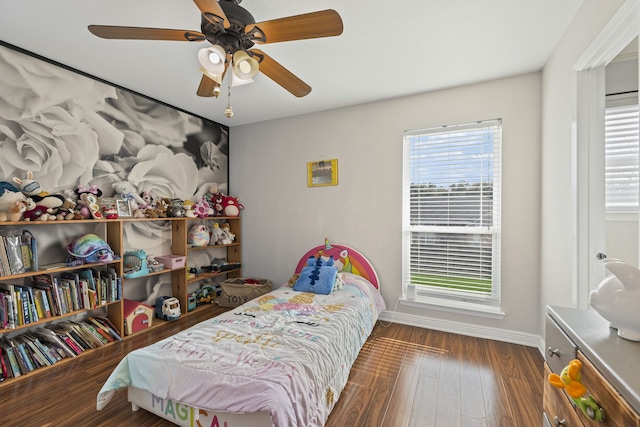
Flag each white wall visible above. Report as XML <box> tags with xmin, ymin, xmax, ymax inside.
<box><xmin>231</xmin><ymin>72</ymin><xmax>542</xmax><ymax>343</ymax></box>
<box><xmin>540</xmin><ymin>0</ymin><xmax>625</xmax><ymax>312</ymax></box>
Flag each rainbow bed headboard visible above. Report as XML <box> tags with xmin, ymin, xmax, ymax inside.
<box><xmin>294</xmin><ymin>239</ymin><xmax>380</xmax><ymax>289</ymax></box>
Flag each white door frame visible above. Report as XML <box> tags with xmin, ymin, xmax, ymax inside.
<box><xmin>573</xmin><ymin>0</ymin><xmax>639</xmax><ymax>310</ymax></box>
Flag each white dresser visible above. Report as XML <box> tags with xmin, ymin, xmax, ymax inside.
<box><xmin>544</xmin><ymin>305</ymin><xmax>640</xmax><ymax>426</ymax></box>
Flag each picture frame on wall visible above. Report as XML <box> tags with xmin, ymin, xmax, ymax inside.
<box><xmin>116</xmin><ymin>199</ymin><xmax>132</xmax><ymax>217</ymax></box>
<box><xmin>307</xmin><ymin>159</ymin><xmax>338</xmax><ymax>187</ymax></box>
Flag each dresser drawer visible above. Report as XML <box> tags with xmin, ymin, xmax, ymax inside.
<box><xmin>578</xmin><ymin>351</ymin><xmax>640</xmax><ymax>427</ymax></box>
<box><xmin>544</xmin><ymin>362</ymin><xmax>586</xmax><ymax>427</ymax></box>
<box><xmin>545</xmin><ymin>314</ymin><xmax>577</xmax><ymax>374</ymax></box>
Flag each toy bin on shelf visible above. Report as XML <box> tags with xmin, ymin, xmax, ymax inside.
<box><xmin>123</xmin><ymin>299</ymin><xmax>154</xmax><ymax>336</ymax></box>
<box><xmin>156</xmin><ymin>255</ymin><xmax>186</xmax><ymax>270</ymax></box>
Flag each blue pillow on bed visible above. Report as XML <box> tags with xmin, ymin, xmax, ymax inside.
<box><xmin>306</xmin><ymin>255</ymin><xmax>334</xmax><ymax>267</ymax></box>
<box><xmin>294</xmin><ymin>265</ymin><xmax>339</xmax><ymax>295</ymax></box>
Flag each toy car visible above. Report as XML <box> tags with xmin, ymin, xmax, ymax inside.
<box><xmin>155</xmin><ymin>296</ymin><xmax>181</xmax><ymax>320</ymax></box>
<box><xmin>196</xmin><ymin>284</ymin><xmax>216</xmax><ymax>304</ymax></box>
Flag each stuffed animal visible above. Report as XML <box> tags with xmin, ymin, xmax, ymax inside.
<box><xmin>221</xmin><ymin>195</ymin><xmax>244</xmax><ymax>217</ymax></box>
<box><xmin>112</xmin><ymin>181</ymin><xmax>146</xmax><ymax>216</ymax></box>
<box><xmin>287</xmin><ymin>274</ymin><xmax>300</xmax><ymax>287</ymax></box>
<box><xmin>140</xmin><ymin>191</ymin><xmax>155</xmax><ymax>209</ymax></box>
<box><xmin>169</xmin><ymin>198</ymin><xmax>186</xmax><ymax>218</ymax></box>
<box><xmin>220</xmin><ymin>222</ymin><xmax>235</xmax><ymax>244</ymax></box>
<box><xmin>73</xmin><ymin>185</ymin><xmax>103</xmax><ymax>219</ymax></box>
<box><xmin>183</xmin><ymin>200</ymin><xmax>197</xmax><ymax>218</ymax></box>
<box><xmin>0</xmin><ymin>187</ymin><xmax>27</xmax><ymax>212</ymax></box>
<box><xmin>188</xmin><ymin>224</ymin><xmax>210</xmax><ymax>247</ymax></box>
<box><xmin>50</xmin><ymin>197</ymin><xmax>77</xmax><ymax>220</ymax></box>
<box><xmin>22</xmin><ymin>198</ymin><xmax>56</xmax><ymax>221</ymax></box>
<box><xmin>193</xmin><ymin>198</ymin><xmax>213</xmax><ymax>218</ymax></box>
<box><xmin>0</xmin><ymin>200</ymin><xmax>28</xmax><ymax>222</ymax></box>
<box><xmin>13</xmin><ymin>171</ymin><xmax>65</xmax><ymax>209</ymax></box>
<box><xmin>210</xmin><ymin>222</ymin><xmax>224</xmax><ymax>245</ymax></box>
<box><xmin>548</xmin><ymin>359</ymin><xmax>604</xmax><ymax>421</ymax></box>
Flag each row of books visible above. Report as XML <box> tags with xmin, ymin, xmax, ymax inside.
<box><xmin>0</xmin><ymin>268</ymin><xmax>122</xmax><ymax>330</ymax></box>
<box><xmin>0</xmin><ymin>230</ymin><xmax>37</xmax><ymax>277</ymax></box>
<box><xmin>0</xmin><ymin>316</ymin><xmax>121</xmax><ymax>380</ymax></box>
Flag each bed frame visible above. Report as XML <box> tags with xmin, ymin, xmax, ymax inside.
<box><xmin>127</xmin><ymin>241</ymin><xmax>380</xmax><ymax>427</ymax></box>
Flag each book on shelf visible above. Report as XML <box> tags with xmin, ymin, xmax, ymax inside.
<box><xmin>0</xmin><ymin>236</ymin><xmax>11</xmax><ymax>277</ymax></box>
<box><xmin>33</xmin><ymin>327</ymin><xmax>76</xmax><ymax>358</ymax></box>
<box><xmin>23</xmin><ymin>332</ymin><xmax>60</xmax><ymax>365</ymax></box>
<box><xmin>15</xmin><ymin>335</ymin><xmax>47</xmax><ymax>369</ymax></box>
<box><xmin>46</xmin><ymin>324</ymin><xmax>84</xmax><ymax>355</ymax></box>
<box><xmin>0</xmin><ymin>283</ymin><xmax>18</xmax><ymax>329</ymax></box>
<box><xmin>90</xmin><ymin>316</ymin><xmax>122</xmax><ymax>341</ymax></box>
<box><xmin>4</xmin><ymin>234</ymin><xmax>25</xmax><ymax>275</ymax></box>
<box><xmin>0</xmin><ymin>347</ymin><xmax>11</xmax><ymax>379</ymax></box>
<box><xmin>0</xmin><ymin>338</ymin><xmax>21</xmax><ymax>378</ymax></box>
<box><xmin>20</xmin><ymin>230</ymin><xmax>37</xmax><ymax>272</ymax></box>
<box><xmin>4</xmin><ymin>337</ymin><xmax>31</xmax><ymax>374</ymax></box>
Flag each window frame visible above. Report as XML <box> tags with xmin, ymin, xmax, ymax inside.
<box><xmin>402</xmin><ymin>119</ymin><xmax>503</xmax><ymax>316</ymax></box>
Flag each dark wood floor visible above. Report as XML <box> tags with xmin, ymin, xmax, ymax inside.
<box><xmin>0</xmin><ymin>308</ymin><xmax>544</xmax><ymax>427</ymax></box>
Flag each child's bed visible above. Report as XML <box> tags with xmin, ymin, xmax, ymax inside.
<box><xmin>96</xmin><ymin>241</ymin><xmax>386</xmax><ymax>427</ymax></box>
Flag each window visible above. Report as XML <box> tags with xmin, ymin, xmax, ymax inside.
<box><xmin>402</xmin><ymin>119</ymin><xmax>502</xmax><ymax>307</ymax></box>
<box><xmin>605</xmin><ymin>103</ymin><xmax>639</xmax><ymax>213</ymax></box>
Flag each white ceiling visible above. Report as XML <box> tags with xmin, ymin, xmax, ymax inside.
<box><xmin>0</xmin><ymin>0</ymin><xmax>582</xmax><ymax>127</ymax></box>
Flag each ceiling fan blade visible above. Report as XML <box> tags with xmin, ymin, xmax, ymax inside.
<box><xmin>250</xmin><ymin>49</ymin><xmax>311</xmax><ymax>97</ymax></box>
<box><xmin>88</xmin><ymin>25</ymin><xmax>205</xmax><ymax>42</ymax></box>
<box><xmin>193</xmin><ymin>0</ymin><xmax>230</xmax><ymax>29</ymax></box>
<box><xmin>197</xmin><ymin>74</ymin><xmax>219</xmax><ymax>97</ymax></box>
<box><xmin>246</xmin><ymin>10</ymin><xmax>343</xmax><ymax>44</ymax></box>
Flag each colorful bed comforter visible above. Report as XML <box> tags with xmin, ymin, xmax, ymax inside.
<box><xmin>96</xmin><ymin>273</ymin><xmax>385</xmax><ymax>427</ymax></box>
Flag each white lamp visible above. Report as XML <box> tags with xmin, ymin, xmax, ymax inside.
<box><xmin>198</xmin><ymin>45</ymin><xmax>227</xmax><ymax>76</ymax></box>
<box><xmin>232</xmin><ymin>50</ymin><xmax>259</xmax><ymax>80</ymax></box>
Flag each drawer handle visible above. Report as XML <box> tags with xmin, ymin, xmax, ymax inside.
<box><xmin>553</xmin><ymin>416</ymin><xmax>566</xmax><ymax>426</ymax></box>
<box><xmin>547</xmin><ymin>347</ymin><xmax>560</xmax><ymax>358</ymax></box>
<box><xmin>548</xmin><ymin>359</ymin><xmax>605</xmax><ymax>422</ymax></box>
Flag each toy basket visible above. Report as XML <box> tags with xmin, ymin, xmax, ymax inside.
<box><xmin>156</xmin><ymin>255</ymin><xmax>186</xmax><ymax>270</ymax></box>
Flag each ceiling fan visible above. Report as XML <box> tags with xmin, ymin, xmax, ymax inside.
<box><xmin>88</xmin><ymin>0</ymin><xmax>343</xmax><ymax>104</ymax></box>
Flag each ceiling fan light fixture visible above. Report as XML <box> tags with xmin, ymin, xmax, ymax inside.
<box><xmin>199</xmin><ymin>67</ymin><xmax>224</xmax><ymax>85</ymax></box>
<box><xmin>232</xmin><ymin>50</ymin><xmax>259</xmax><ymax>80</ymax></box>
<box><xmin>198</xmin><ymin>45</ymin><xmax>227</xmax><ymax>75</ymax></box>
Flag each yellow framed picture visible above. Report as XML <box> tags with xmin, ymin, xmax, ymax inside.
<box><xmin>308</xmin><ymin>159</ymin><xmax>338</xmax><ymax>187</ymax></box>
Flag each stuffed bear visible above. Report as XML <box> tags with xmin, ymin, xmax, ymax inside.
<box><xmin>112</xmin><ymin>181</ymin><xmax>146</xmax><ymax>217</ymax></box>
<box><xmin>22</xmin><ymin>198</ymin><xmax>56</xmax><ymax>221</ymax></box>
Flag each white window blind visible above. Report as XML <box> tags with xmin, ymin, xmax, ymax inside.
<box><xmin>605</xmin><ymin>104</ymin><xmax>639</xmax><ymax>212</ymax></box>
<box><xmin>402</xmin><ymin>119</ymin><xmax>502</xmax><ymax>305</ymax></box>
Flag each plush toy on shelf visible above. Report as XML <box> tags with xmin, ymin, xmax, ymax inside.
<box><xmin>0</xmin><ymin>199</ymin><xmax>28</xmax><ymax>222</ymax></box>
<box><xmin>23</xmin><ymin>198</ymin><xmax>57</xmax><ymax>221</ymax></box>
<box><xmin>0</xmin><ymin>182</ymin><xmax>27</xmax><ymax>213</ymax></box>
<box><xmin>73</xmin><ymin>185</ymin><xmax>103</xmax><ymax>219</ymax></box>
<box><xmin>188</xmin><ymin>224</ymin><xmax>211</xmax><ymax>247</ymax></box>
<box><xmin>112</xmin><ymin>181</ymin><xmax>146</xmax><ymax>218</ymax></box>
<box><xmin>220</xmin><ymin>222</ymin><xmax>235</xmax><ymax>244</ymax></box>
<box><xmin>13</xmin><ymin>171</ymin><xmax>65</xmax><ymax>209</ymax></box>
<box><xmin>221</xmin><ymin>195</ymin><xmax>244</xmax><ymax>217</ymax></box>
<box><xmin>210</xmin><ymin>222</ymin><xmax>224</xmax><ymax>245</ymax></box>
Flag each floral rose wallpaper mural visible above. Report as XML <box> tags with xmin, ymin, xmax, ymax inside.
<box><xmin>0</xmin><ymin>42</ymin><xmax>230</xmax><ymax>302</ymax></box>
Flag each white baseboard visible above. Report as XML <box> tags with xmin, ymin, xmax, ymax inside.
<box><xmin>377</xmin><ymin>310</ymin><xmax>543</xmax><ymax>350</ymax></box>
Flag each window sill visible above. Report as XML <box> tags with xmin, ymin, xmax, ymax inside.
<box><xmin>398</xmin><ymin>296</ymin><xmax>506</xmax><ymax>320</ymax></box>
